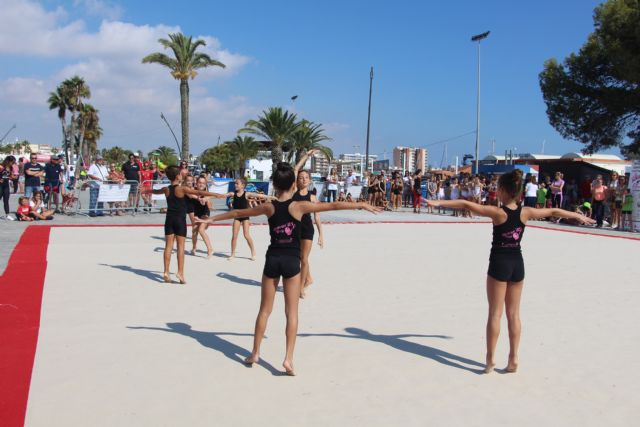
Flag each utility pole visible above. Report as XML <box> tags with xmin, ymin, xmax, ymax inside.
<box><xmin>365</xmin><ymin>66</ymin><xmax>374</xmax><ymax>173</ymax></box>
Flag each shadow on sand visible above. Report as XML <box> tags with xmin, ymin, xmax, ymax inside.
<box><xmin>299</xmin><ymin>327</ymin><xmax>485</xmax><ymax>374</ymax></box>
<box><xmin>99</xmin><ymin>263</ymin><xmax>164</xmax><ymax>283</ymax></box>
<box><xmin>127</xmin><ymin>322</ymin><xmax>284</xmax><ymax>376</ymax></box>
<box><xmin>216</xmin><ymin>272</ymin><xmax>282</xmax><ymax>291</ymax></box>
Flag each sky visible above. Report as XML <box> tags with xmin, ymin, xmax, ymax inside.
<box><xmin>0</xmin><ymin>0</ymin><xmax>609</xmax><ymax>165</ymax></box>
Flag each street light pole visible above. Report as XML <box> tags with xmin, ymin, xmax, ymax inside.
<box><xmin>471</xmin><ymin>31</ymin><xmax>490</xmax><ymax>175</ymax></box>
<box><xmin>365</xmin><ymin>66</ymin><xmax>374</xmax><ymax>173</ymax></box>
<box><xmin>160</xmin><ymin>112</ymin><xmax>183</xmax><ymax>160</ymax></box>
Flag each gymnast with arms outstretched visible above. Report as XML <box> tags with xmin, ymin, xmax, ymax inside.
<box><xmin>426</xmin><ymin>169</ymin><xmax>595</xmax><ymax>373</ymax></box>
<box><xmin>142</xmin><ymin>165</ymin><xmax>227</xmax><ymax>284</ymax></box>
<box><xmin>197</xmin><ymin>162</ymin><xmax>381</xmax><ymax>376</ymax></box>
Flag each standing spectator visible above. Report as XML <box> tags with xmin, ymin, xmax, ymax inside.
<box><xmin>43</xmin><ymin>155</ymin><xmax>64</xmax><ymax>211</ymax></box>
<box><xmin>580</xmin><ymin>174</ymin><xmax>592</xmax><ymax>202</ymax></box>
<box><xmin>621</xmin><ymin>188</ymin><xmax>633</xmax><ymax>231</ymax></box>
<box><xmin>607</xmin><ymin>171</ymin><xmax>621</xmax><ymax>229</ymax></box>
<box><xmin>0</xmin><ymin>156</ymin><xmax>16</xmax><ymax>218</ymax></box>
<box><xmin>24</xmin><ymin>153</ymin><xmax>44</xmax><ymax>198</ymax></box>
<box><xmin>107</xmin><ymin>163</ymin><xmax>126</xmax><ymax>216</ymax></box>
<box><xmin>344</xmin><ymin>169</ymin><xmax>356</xmax><ymax>194</ymax></box>
<box><xmin>122</xmin><ymin>153</ymin><xmax>142</xmax><ymax>211</ymax></box>
<box><xmin>590</xmin><ymin>176</ymin><xmax>607</xmax><ymax>228</ymax></box>
<box><xmin>413</xmin><ymin>169</ymin><xmax>423</xmax><ymax>213</ymax></box>
<box><xmin>326</xmin><ymin>167</ymin><xmax>338</xmax><ymax>202</ymax></box>
<box><xmin>536</xmin><ymin>182</ymin><xmax>548</xmax><ymax>209</ymax></box>
<box><xmin>140</xmin><ymin>161</ymin><xmax>155</xmax><ymax>211</ymax></box>
<box><xmin>427</xmin><ymin>175</ymin><xmax>437</xmax><ymax>213</ymax></box>
<box><xmin>10</xmin><ymin>159</ymin><xmax>19</xmax><ymax>194</ymax></box>
<box><xmin>550</xmin><ymin>172</ymin><xmax>565</xmax><ymax>209</ymax></box>
<box><xmin>611</xmin><ymin>174</ymin><xmax>626</xmax><ymax>229</ymax></box>
<box><xmin>524</xmin><ymin>175</ymin><xmax>539</xmax><ymax>208</ymax></box>
<box><xmin>88</xmin><ymin>155</ymin><xmax>108</xmax><ymax>217</ymax></box>
<box><xmin>179</xmin><ymin>160</ymin><xmax>189</xmax><ymax>180</ymax></box>
<box><xmin>17</xmin><ymin>158</ymin><xmax>27</xmax><ymax>193</ymax></box>
<box><xmin>402</xmin><ymin>170</ymin><xmax>412</xmax><ymax>207</ymax></box>
<box><xmin>360</xmin><ymin>170</ymin><xmax>369</xmax><ymax>201</ymax></box>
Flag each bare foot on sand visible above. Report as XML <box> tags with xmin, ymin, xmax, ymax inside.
<box><xmin>283</xmin><ymin>360</ymin><xmax>295</xmax><ymax>376</ymax></box>
<box><xmin>506</xmin><ymin>355</ymin><xmax>518</xmax><ymax>373</ymax></box>
<box><xmin>244</xmin><ymin>354</ymin><xmax>259</xmax><ymax>366</ymax></box>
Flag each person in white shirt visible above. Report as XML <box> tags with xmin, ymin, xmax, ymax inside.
<box><xmin>87</xmin><ymin>155</ymin><xmax>109</xmax><ymax>216</ymax></box>
<box><xmin>344</xmin><ymin>169</ymin><xmax>356</xmax><ymax>193</ymax></box>
<box><xmin>524</xmin><ymin>175</ymin><xmax>539</xmax><ymax>208</ymax></box>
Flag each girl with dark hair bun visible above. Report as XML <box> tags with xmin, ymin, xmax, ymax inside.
<box><xmin>427</xmin><ymin>169</ymin><xmax>595</xmax><ymax>374</ymax></box>
<box><xmin>197</xmin><ymin>160</ymin><xmax>381</xmax><ymax>376</ymax></box>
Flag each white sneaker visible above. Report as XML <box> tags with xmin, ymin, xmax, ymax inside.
<box><xmin>6</xmin><ymin>214</ymin><xmax>16</xmax><ymax>221</ymax></box>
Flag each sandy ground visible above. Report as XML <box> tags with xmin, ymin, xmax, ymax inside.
<box><xmin>22</xmin><ymin>223</ymin><xmax>640</xmax><ymax>426</ymax></box>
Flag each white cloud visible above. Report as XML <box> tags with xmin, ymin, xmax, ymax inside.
<box><xmin>74</xmin><ymin>0</ymin><xmax>124</xmax><ymax>21</ymax></box>
<box><xmin>0</xmin><ymin>0</ymin><xmax>257</xmax><ymax>154</ymax></box>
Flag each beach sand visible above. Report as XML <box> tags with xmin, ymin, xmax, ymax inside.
<box><xmin>22</xmin><ymin>223</ymin><xmax>640</xmax><ymax>426</ymax></box>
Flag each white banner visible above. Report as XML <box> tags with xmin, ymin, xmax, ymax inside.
<box><xmin>631</xmin><ymin>160</ymin><xmax>640</xmax><ymax>231</ymax></box>
<box><xmin>97</xmin><ymin>183</ymin><xmax>130</xmax><ymax>202</ymax></box>
<box><xmin>151</xmin><ymin>182</ymin><xmax>170</xmax><ymax>201</ymax></box>
<box><xmin>208</xmin><ymin>180</ymin><xmax>231</xmax><ymax>195</ymax></box>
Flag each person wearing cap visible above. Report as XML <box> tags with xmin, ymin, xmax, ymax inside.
<box><xmin>88</xmin><ymin>155</ymin><xmax>109</xmax><ymax>217</ymax></box>
<box><xmin>122</xmin><ymin>153</ymin><xmax>142</xmax><ymax>210</ymax></box>
<box><xmin>44</xmin><ymin>155</ymin><xmax>64</xmax><ymax>211</ymax></box>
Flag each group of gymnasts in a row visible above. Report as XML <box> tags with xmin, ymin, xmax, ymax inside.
<box><xmin>143</xmin><ymin>151</ymin><xmax>594</xmax><ymax>376</ymax></box>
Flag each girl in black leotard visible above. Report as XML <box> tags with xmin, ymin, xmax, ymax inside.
<box><xmin>142</xmin><ymin>166</ymin><xmax>226</xmax><ymax>284</ymax></box>
<box><xmin>222</xmin><ymin>177</ymin><xmax>272</xmax><ymax>260</ymax></box>
<box><xmin>197</xmin><ymin>161</ymin><xmax>381</xmax><ymax>376</ymax></box>
<box><xmin>190</xmin><ymin>175</ymin><xmax>214</xmax><ymax>258</ymax></box>
<box><xmin>426</xmin><ymin>170</ymin><xmax>594</xmax><ymax>374</ymax></box>
<box><xmin>292</xmin><ymin>170</ymin><xmax>324</xmax><ymax>298</ymax></box>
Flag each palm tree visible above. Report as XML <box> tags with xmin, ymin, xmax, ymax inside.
<box><xmin>102</xmin><ymin>146</ymin><xmax>128</xmax><ymax>165</ymax></box>
<box><xmin>240</xmin><ymin>107</ymin><xmax>301</xmax><ymax>174</ymax></box>
<box><xmin>78</xmin><ymin>103</ymin><xmax>101</xmax><ymax>162</ymax></box>
<box><xmin>142</xmin><ymin>33</ymin><xmax>226</xmax><ymax>161</ymax></box>
<box><xmin>154</xmin><ymin>145</ymin><xmax>178</xmax><ymax>166</ymax></box>
<box><xmin>285</xmin><ymin>120</ymin><xmax>333</xmax><ymax>164</ymax></box>
<box><xmin>226</xmin><ymin>136</ymin><xmax>261</xmax><ymax>176</ymax></box>
<box><xmin>47</xmin><ymin>86</ymin><xmax>69</xmax><ymax>160</ymax></box>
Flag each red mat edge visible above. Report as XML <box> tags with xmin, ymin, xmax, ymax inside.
<box><xmin>0</xmin><ymin>225</ymin><xmax>51</xmax><ymax>427</ymax></box>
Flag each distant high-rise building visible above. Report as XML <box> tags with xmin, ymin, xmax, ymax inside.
<box><xmin>393</xmin><ymin>146</ymin><xmax>427</xmax><ymax>172</ymax></box>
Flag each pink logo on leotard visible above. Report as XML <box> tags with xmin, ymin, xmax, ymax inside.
<box><xmin>502</xmin><ymin>226</ymin><xmax>522</xmax><ymax>242</ymax></box>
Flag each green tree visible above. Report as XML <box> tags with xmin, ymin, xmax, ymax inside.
<box><xmin>142</xmin><ymin>33</ymin><xmax>226</xmax><ymax>161</ymax></box>
<box><xmin>200</xmin><ymin>144</ymin><xmax>235</xmax><ymax>175</ymax></box>
<box><xmin>101</xmin><ymin>146</ymin><xmax>128</xmax><ymax>165</ymax></box>
<box><xmin>239</xmin><ymin>107</ymin><xmax>301</xmax><ymax>174</ymax></box>
<box><xmin>153</xmin><ymin>145</ymin><xmax>179</xmax><ymax>166</ymax></box>
<box><xmin>226</xmin><ymin>136</ymin><xmax>261</xmax><ymax>176</ymax></box>
<box><xmin>539</xmin><ymin>0</ymin><xmax>640</xmax><ymax>156</ymax></box>
<box><xmin>0</xmin><ymin>143</ymin><xmax>13</xmax><ymax>154</ymax></box>
<box><xmin>77</xmin><ymin>104</ymin><xmax>102</xmax><ymax>162</ymax></box>
<box><xmin>284</xmin><ymin>120</ymin><xmax>333</xmax><ymax>164</ymax></box>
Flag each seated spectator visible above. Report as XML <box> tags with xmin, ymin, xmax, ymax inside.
<box><xmin>337</xmin><ymin>191</ymin><xmax>346</xmax><ymax>202</ymax></box>
<box><xmin>16</xmin><ymin>196</ymin><xmax>35</xmax><ymax>221</ymax></box>
<box><xmin>30</xmin><ymin>192</ymin><xmax>54</xmax><ymax>220</ymax></box>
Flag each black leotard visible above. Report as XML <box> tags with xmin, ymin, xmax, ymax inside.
<box><xmin>292</xmin><ymin>190</ymin><xmax>314</xmax><ymax>240</ymax></box>
<box><xmin>232</xmin><ymin>190</ymin><xmax>249</xmax><ymax>221</ymax></box>
<box><xmin>263</xmin><ymin>199</ymin><xmax>302</xmax><ymax>279</ymax></box>
<box><xmin>164</xmin><ymin>185</ymin><xmax>187</xmax><ymax>237</ymax></box>
<box><xmin>192</xmin><ymin>197</ymin><xmax>210</xmax><ymax>218</ymax></box>
<box><xmin>488</xmin><ymin>204</ymin><xmax>526</xmax><ymax>282</ymax></box>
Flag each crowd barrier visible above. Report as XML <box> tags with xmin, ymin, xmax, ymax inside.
<box><xmin>72</xmin><ymin>179</ymin><xmax>143</xmax><ymax>216</ymax></box>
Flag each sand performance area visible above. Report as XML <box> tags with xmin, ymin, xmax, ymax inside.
<box><xmin>4</xmin><ymin>222</ymin><xmax>640</xmax><ymax>426</ymax></box>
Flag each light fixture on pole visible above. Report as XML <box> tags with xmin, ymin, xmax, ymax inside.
<box><xmin>365</xmin><ymin>66</ymin><xmax>374</xmax><ymax>173</ymax></box>
<box><xmin>471</xmin><ymin>30</ymin><xmax>490</xmax><ymax>175</ymax></box>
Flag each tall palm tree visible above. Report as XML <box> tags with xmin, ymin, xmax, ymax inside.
<box><xmin>63</xmin><ymin>76</ymin><xmax>91</xmax><ymax>159</ymax></box>
<box><xmin>142</xmin><ymin>33</ymin><xmax>226</xmax><ymax>161</ymax></box>
<box><xmin>285</xmin><ymin>120</ymin><xmax>333</xmax><ymax>164</ymax></box>
<box><xmin>78</xmin><ymin>104</ymin><xmax>101</xmax><ymax>162</ymax></box>
<box><xmin>240</xmin><ymin>107</ymin><xmax>300</xmax><ymax>174</ymax></box>
<box><xmin>226</xmin><ymin>136</ymin><xmax>261</xmax><ymax>176</ymax></box>
<box><xmin>47</xmin><ymin>86</ymin><xmax>69</xmax><ymax>160</ymax></box>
